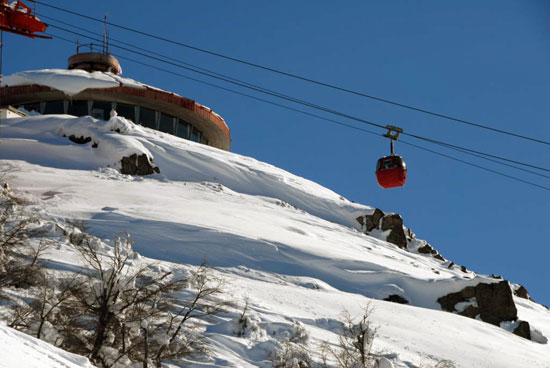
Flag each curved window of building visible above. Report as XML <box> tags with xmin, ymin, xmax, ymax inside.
<box><xmin>191</xmin><ymin>126</ymin><xmax>201</xmax><ymax>143</ymax></box>
<box><xmin>176</xmin><ymin>120</ymin><xmax>190</xmax><ymax>139</ymax></box>
<box><xmin>159</xmin><ymin>113</ymin><xmax>175</xmax><ymax>134</ymax></box>
<box><xmin>15</xmin><ymin>99</ymin><xmax>210</xmax><ymax>146</ymax></box>
<box><xmin>115</xmin><ymin>103</ymin><xmax>135</xmax><ymax>122</ymax></box>
<box><xmin>67</xmin><ymin>100</ymin><xmax>89</xmax><ymax>117</ymax></box>
<box><xmin>91</xmin><ymin>101</ymin><xmax>113</xmax><ymax>120</ymax></box>
<box><xmin>43</xmin><ymin>100</ymin><xmax>65</xmax><ymax>115</ymax></box>
<box><xmin>139</xmin><ymin>107</ymin><xmax>156</xmax><ymax>129</ymax></box>
<box><xmin>19</xmin><ymin>102</ymin><xmax>41</xmax><ymax>114</ymax></box>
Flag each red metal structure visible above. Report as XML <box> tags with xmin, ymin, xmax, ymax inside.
<box><xmin>375</xmin><ymin>126</ymin><xmax>407</xmax><ymax>189</ymax></box>
<box><xmin>0</xmin><ymin>0</ymin><xmax>50</xmax><ymax>39</ymax></box>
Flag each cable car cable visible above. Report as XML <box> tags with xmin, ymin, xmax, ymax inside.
<box><xmin>43</xmin><ymin>31</ymin><xmax>550</xmax><ymax>191</ymax></box>
<box><xmin>31</xmin><ymin>0</ymin><xmax>550</xmax><ymax>147</ymax></box>
<box><xmin>398</xmin><ymin>141</ymin><xmax>550</xmax><ymax>191</ymax></box>
<box><xmin>47</xmin><ymin>23</ymin><xmax>550</xmax><ymax>174</ymax></box>
<box><xmin>405</xmin><ymin>133</ymin><xmax>550</xmax><ymax>173</ymax></box>
<box><xmin>40</xmin><ymin>15</ymin><xmax>258</xmax><ymax>91</ymax></box>
<box><xmin>45</xmin><ymin>32</ymin><xmax>550</xmax><ymax>190</ymax></box>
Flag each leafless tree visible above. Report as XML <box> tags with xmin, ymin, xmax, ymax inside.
<box><xmin>0</xmin><ymin>184</ymin><xmax>50</xmax><ymax>289</ymax></box>
<box><xmin>321</xmin><ymin>306</ymin><xmax>378</xmax><ymax>368</ymax></box>
<box><xmin>66</xmin><ymin>233</ymin><xmax>231</xmax><ymax>367</ymax></box>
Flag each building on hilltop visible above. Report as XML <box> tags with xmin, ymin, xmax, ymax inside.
<box><xmin>0</xmin><ymin>50</ymin><xmax>231</xmax><ymax>151</ymax></box>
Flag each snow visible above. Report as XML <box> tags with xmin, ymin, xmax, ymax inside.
<box><xmin>0</xmin><ymin>322</ymin><xmax>94</xmax><ymax>368</ymax></box>
<box><xmin>0</xmin><ymin>114</ymin><xmax>549</xmax><ymax>367</ymax></box>
<box><xmin>1</xmin><ymin>69</ymin><xmax>149</xmax><ymax>96</ymax></box>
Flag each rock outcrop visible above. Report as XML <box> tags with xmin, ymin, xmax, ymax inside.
<box><xmin>384</xmin><ymin>294</ymin><xmax>409</xmax><ymax>304</ymax></box>
<box><xmin>356</xmin><ymin>209</ymin><xmax>445</xmax><ymax>261</ymax></box>
<box><xmin>68</xmin><ymin>134</ymin><xmax>92</xmax><ymax>145</ymax></box>
<box><xmin>356</xmin><ymin>210</ymin><xmax>409</xmax><ymax>249</ymax></box>
<box><xmin>513</xmin><ymin>321</ymin><xmax>531</xmax><ymax>340</ymax></box>
<box><xmin>437</xmin><ymin>280</ymin><xmax>535</xmax><ymax>340</ymax></box>
<box><xmin>120</xmin><ymin>153</ymin><xmax>160</xmax><ymax>175</ymax></box>
<box><xmin>438</xmin><ymin>281</ymin><xmax>517</xmax><ymax>325</ymax></box>
<box><xmin>380</xmin><ymin>214</ymin><xmax>407</xmax><ymax>248</ymax></box>
<box><xmin>513</xmin><ymin>284</ymin><xmax>532</xmax><ymax>301</ymax></box>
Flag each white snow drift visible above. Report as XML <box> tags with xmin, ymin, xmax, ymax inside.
<box><xmin>0</xmin><ymin>113</ymin><xmax>549</xmax><ymax>368</ymax></box>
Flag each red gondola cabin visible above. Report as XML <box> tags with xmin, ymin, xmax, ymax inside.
<box><xmin>375</xmin><ymin>155</ymin><xmax>407</xmax><ymax>189</ymax></box>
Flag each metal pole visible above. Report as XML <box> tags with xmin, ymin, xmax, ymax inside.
<box><xmin>390</xmin><ymin>140</ymin><xmax>394</xmax><ymax>155</ymax></box>
<box><xmin>0</xmin><ymin>31</ymin><xmax>3</xmax><ymax>85</ymax></box>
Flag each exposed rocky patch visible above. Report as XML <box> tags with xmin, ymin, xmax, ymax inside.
<box><xmin>438</xmin><ymin>281</ymin><xmax>517</xmax><ymax>325</ymax></box>
<box><xmin>68</xmin><ymin>134</ymin><xmax>92</xmax><ymax>145</ymax></box>
<box><xmin>356</xmin><ymin>210</ymin><xmax>409</xmax><ymax>249</ymax></box>
<box><xmin>380</xmin><ymin>214</ymin><xmax>407</xmax><ymax>249</ymax></box>
<box><xmin>513</xmin><ymin>284</ymin><xmax>532</xmax><ymax>301</ymax></box>
<box><xmin>513</xmin><ymin>321</ymin><xmax>531</xmax><ymax>340</ymax></box>
<box><xmin>437</xmin><ymin>280</ymin><xmax>537</xmax><ymax>340</ymax></box>
<box><xmin>356</xmin><ymin>209</ymin><xmax>446</xmax><ymax>261</ymax></box>
<box><xmin>120</xmin><ymin>153</ymin><xmax>160</xmax><ymax>175</ymax></box>
<box><xmin>356</xmin><ymin>208</ymin><xmax>384</xmax><ymax>232</ymax></box>
<box><xmin>384</xmin><ymin>294</ymin><xmax>409</xmax><ymax>304</ymax></box>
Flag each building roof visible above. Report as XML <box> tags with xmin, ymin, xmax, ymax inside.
<box><xmin>0</xmin><ymin>68</ymin><xmax>231</xmax><ymax>150</ymax></box>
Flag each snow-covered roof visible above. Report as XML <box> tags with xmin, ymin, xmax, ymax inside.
<box><xmin>1</xmin><ymin>68</ymin><xmax>161</xmax><ymax>96</ymax></box>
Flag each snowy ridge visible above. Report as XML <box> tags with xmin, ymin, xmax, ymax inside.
<box><xmin>0</xmin><ymin>114</ymin><xmax>549</xmax><ymax>367</ymax></box>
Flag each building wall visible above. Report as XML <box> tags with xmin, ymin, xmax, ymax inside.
<box><xmin>0</xmin><ymin>85</ymin><xmax>231</xmax><ymax>151</ymax></box>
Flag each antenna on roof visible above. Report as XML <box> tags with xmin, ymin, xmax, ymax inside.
<box><xmin>103</xmin><ymin>13</ymin><xmax>110</xmax><ymax>55</ymax></box>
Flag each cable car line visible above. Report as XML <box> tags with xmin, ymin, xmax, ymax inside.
<box><xmin>40</xmin><ymin>15</ymin><xmax>258</xmax><ymax>92</ymax></box>
<box><xmin>405</xmin><ymin>134</ymin><xmax>550</xmax><ymax>173</ymax></box>
<box><xmin>47</xmin><ymin>32</ymin><xmax>385</xmax><ymax>139</ymax></box>
<box><xmin>47</xmin><ymin>23</ymin><xmax>550</xmax><ymax>175</ymax></box>
<box><xmin>46</xmin><ymin>23</ymin><xmax>387</xmax><ymax>132</ymax></box>
<box><xmin>31</xmin><ymin>0</ymin><xmax>550</xmax><ymax>147</ymax></box>
<box><xmin>398</xmin><ymin>141</ymin><xmax>550</xmax><ymax>191</ymax></box>
<box><xmin>46</xmin><ymin>32</ymin><xmax>550</xmax><ymax>191</ymax></box>
<box><xmin>105</xmin><ymin>50</ymin><xmax>550</xmax><ymax>180</ymax></box>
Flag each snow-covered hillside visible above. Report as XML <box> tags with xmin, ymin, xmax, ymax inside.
<box><xmin>0</xmin><ymin>114</ymin><xmax>549</xmax><ymax>367</ymax></box>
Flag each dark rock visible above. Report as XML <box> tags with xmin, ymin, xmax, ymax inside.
<box><xmin>437</xmin><ymin>281</ymin><xmax>517</xmax><ymax>326</ymax></box>
<box><xmin>513</xmin><ymin>320</ymin><xmax>531</xmax><ymax>340</ymax></box>
<box><xmin>433</xmin><ymin>254</ymin><xmax>445</xmax><ymax>261</ymax></box>
<box><xmin>406</xmin><ymin>228</ymin><xmax>416</xmax><ymax>240</ymax></box>
<box><xmin>120</xmin><ymin>153</ymin><xmax>160</xmax><ymax>175</ymax></box>
<box><xmin>460</xmin><ymin>265</ymin><xmax>468</xmax><ymax>273</ymax></box>
<box><xmin>490</xmin><ymin>274</ymin><xmax>503</xmax><ymax>279</ymax></box>
<box><xmin>367</xmin><ymin>208</ymin><xmax>385</xmax><ymax>231</ymax></box>
<box><xmin>356</xmin><ymin>208</ymin><xmax>385</xmax><ymax>232</ymax></box>
<box><xmin>384</xmin><ymin>294</ymin><xmax>409</xmax><ymax>304</ymax></box>
<box><xmin>476</xmin><ymin>282</ymin><xmax>517</xmax><ymax>325</ymax></box>
<box><xmin>459</xmin><ymin>305</ymin><xmax>480</xmax><ymax>318</ymax></box>
<box><xmin>438</xmin><ymin>286</ymin><xmax>476</xmax><ymax>312</ymax></box>
<box><xmin>418</xmin><ymin>243</ymin><xmax>437</xmax><ymax>254</ymax></box>
<box><xmin>514</xmin><ymin>285</ymin><xmax>530</xmax><ymax>300</ymax></box>
<box><xmin>68</xmin><ymin>135</ymin><xmax>92</xmax><ymax>144</ymax></box>
<box><xmin>381</xmin><ymin>214</ymin><xmax>407</xmax><ymax>249</ymax></box>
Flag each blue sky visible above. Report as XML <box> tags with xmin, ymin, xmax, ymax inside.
<box><xmin>3</xmin><ymin>1</ymin><xmax>549</xmax><ymax>306</ymax></box>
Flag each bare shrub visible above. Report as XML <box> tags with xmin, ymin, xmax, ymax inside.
<box><xmin>59</xmin><ymin>234</ymin><xmax>232</xmax><ymax>367</ymax></box>
<box><xmin>322</xmin><ymin>306</ymin><xmax>378</xmax><ymax>368</ymax></box>
<box><xmin>420</xmin><ymin>360</ymin><xmax>456</xmax><ymax>368</ymax></box>
<box><xmin>148</xmin><ymin>261</ymin><xmax>233</xmax><ymax>367</ymax></box>
<box><xmin>271</xmin><ymin>339</ymin><xmax>313</xmax><ymax>368</ymax></box>
<box><xmin>0</xmin><ymin>186</ymin><xmax>49</xmax><ymax>289</ymax></box>
<box><xmin>270</xmin><ymin>320</ymin><xmax>312</xmax><ymax>367</ymax></box>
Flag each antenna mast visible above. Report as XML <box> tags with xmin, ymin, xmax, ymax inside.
<box><xmin>103</xmin><ymin>13</ymin><xmax>109</xmax><ymax>54</ymax></box>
